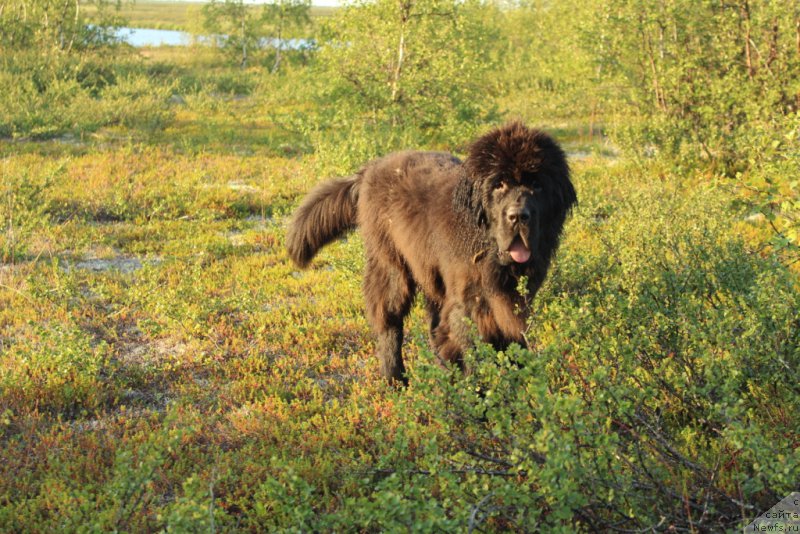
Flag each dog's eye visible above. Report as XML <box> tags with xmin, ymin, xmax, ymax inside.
<box><xmin>494</xmin><ymin>181</ymin><xmax>508</xmax><ymax>191</ymax></box>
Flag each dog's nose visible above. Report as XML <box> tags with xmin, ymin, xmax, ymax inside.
<box><xmin>506</xmin><ymin>206</ymin><xmax>530</xmax><ymax>225</ymax></box>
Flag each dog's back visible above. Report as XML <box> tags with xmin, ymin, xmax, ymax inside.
<box><xmin>287</xmin><ymin>151</ymin><xmax>463</xmax><ymax>270</ymax></box>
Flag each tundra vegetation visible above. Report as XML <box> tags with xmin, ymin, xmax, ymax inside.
<box><xmin>1</xmin><ymin>0</ymin><xmax>799</xmax><ymax>531</ymax></box>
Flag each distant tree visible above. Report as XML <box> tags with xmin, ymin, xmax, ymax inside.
<box><xmin>202</xmin><ymin>0</ymin><xmax>310</xmax><ymax>70</ymax></box>
<box><xmin>585</xmin><ymin>0</ymin><xmax>800</xmax><ymax>170</ymax></box>
<box><xmin>581</xmin><ymin>0</ymin><xmax>800</xmax><ymax>259</ymax></box>
<box><xmin>202</xmin><ymin>0</ymin><xmax>262</xmax><ymax>68</ymax></box>
<box><xmin>311</xmin><ymin>0</ymin><xmax>499</xmax><ymax>165</ymax></box>
<box><xmin>499</xmin><ymin>0</ymin><xmax>607</xmax><ymax>130</ymax></box>
<box><xmin>263</xmin><ymin>0</ymin><xmax>310</xmax><ymax>73</ymax></box>
<box><xmin>0</xmin><ymin>0</ymin><xmax>123</xmax><ymax>52</ymax></box>
<box><xmin>0</xmin><ymin>0</ymin><xmax>176</xmax><ymax>140</ymax></box>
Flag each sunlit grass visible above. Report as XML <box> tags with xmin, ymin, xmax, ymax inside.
<box><xmin>1</xmin><ymin>14</ymin><xmax>797</xmax><ymax>526</ymax></box>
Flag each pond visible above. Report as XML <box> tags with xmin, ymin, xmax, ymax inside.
<box><xmin>115</xmin><ymin>27</ymin><xmax>192</xmax><ymax>47</ymax></box>
<box><xmin>113</xmin><ymin>27</ymin><xmax>312</xmax><ymax>49</ymax></box>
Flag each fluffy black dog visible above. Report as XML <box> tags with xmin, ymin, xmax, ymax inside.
<box><xmin>287</xmin><ymin>122</ymin><xmax>576</xmax><ymax>384</ymax></box>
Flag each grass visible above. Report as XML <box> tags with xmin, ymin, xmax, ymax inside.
<box><xmin>1</xmin><ymin>18</ymin><xmax>798</xmax><ymax>530</ymax></box>
<box><xmin>3</xmin><ymin>122</ymin><xmax>796</xmax><ymax>528</ymax></box>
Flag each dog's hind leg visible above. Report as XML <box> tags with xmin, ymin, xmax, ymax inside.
<box><xmin>363</xmin><ymin>255</ymin><xmax>415</xmax><ymax>386</ymax></box>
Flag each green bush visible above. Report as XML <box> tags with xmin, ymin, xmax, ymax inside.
<box><xmin>0</xmin><ymin>161</ymin><xmax>60</xmax><ymax>262</ymax></box>
<box><xmin>99</xmin><ymin>74</ymin><xmax>176</xmax><ymax>131</ymax></box>
<box><xmin>0</xmin><ymin>66</ymin><xmax>96</xmax><ymax>139</ymax></box>
<box><xmin>307</xmin><ymin>0</ymin><xmax>500</xmax><ymax>173</ymax></box>
<box><xmin>0</xmin><ymin>54</ymin><xmax>175</xmax><ymax>139</ymax></box>
<box><xmin>395</xmin><ymin>166</ymin><xmax>800</xmax><ymax>531</ymax></box>
<box><xmin>0</xmin><ymin>325</ymin><xmax>114</xmax><ymax>418</ymax></box>
<box><xmin>586</xmin><ymin>1</ymin><xmax>800</xmax><ymax>174</ymax></box>
<box><xmin>741</xmin><ymin>112</ymin><xmax>800</xmax><ymax>260</ymax></box>
<box><xmin>244</xmin><ymin>163</ymin><xmax>799</xmax><ymax>532</ymax></box>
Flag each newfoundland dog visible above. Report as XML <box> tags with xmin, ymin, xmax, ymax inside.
<box><xmin>286</xmin><ymin>122</ymin><xmax>576</xmax><ymax>384</ymax></box>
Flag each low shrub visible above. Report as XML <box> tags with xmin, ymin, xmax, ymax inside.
<box><xmin>246</xmin><ymin>162</ymin><xmax>800</xmax><ymax>532</ymax></box>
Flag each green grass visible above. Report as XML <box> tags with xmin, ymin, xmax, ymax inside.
<box><xmin>3</xmin><ymin>126</ymin><xmax>796</xmax><ymax>529</ymax></box>
<box><xmin>1</xmin><ymin>16</ymin><xmax>798</xmax><ymax>530</ymax></box>
<box><xmin>117</xmin><ymin>1</ymin><xmax>206</xmax><ymax>31</ymax></box>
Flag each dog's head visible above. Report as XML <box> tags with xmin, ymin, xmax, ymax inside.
<box><xmin>454</xmin><ymin>122</ymin><xmax>576</xmax><ymax>268</ymax></box>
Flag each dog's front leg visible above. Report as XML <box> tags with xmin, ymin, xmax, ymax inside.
<box><xmin>430</xmin><ymin>301</ymin><xmax>473</xmax><ymax>371</ymax></box>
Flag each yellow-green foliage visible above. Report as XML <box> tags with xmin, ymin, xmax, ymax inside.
<box><xmin>1</xmin><ymin>1</ymin><xmax>799</xmax><ymax>531</ymax></box>
<box><xmin>2</xmin><ymin>142</ymin><xmax>797</xmax><ymax>530</ymax></box>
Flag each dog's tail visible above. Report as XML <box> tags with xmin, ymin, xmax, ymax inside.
<box><xmin>286</xmin><ymin>176</ymin><xmax>360</xmax><ymax>268</ymax></box>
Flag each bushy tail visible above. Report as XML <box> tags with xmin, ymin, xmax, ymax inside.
<box><xmin>286</xmin><ymin>176</ymin><xmax>360</xmax><ymax>268</ymax></box>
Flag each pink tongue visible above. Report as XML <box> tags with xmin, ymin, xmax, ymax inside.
<box><xmin>508</xmin><ymin>239</ymin><xmax>531</xmax><ymax>263</ymax></box>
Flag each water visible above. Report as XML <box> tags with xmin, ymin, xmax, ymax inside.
<box><xmin>115</xmin><ymin>27</ymin><xmax>192</xmax><ymax>47</ymax></box>
<box><xmin>113</xmin><ymin>27</ymin><xmax>312</xmax><ymax>49</ymax></box>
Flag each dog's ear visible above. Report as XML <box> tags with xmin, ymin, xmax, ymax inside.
<box><xmin>533</xmin><ymin>152</ymin><xmax>576</xmax><ymax>285</ymax></box>
<box><xmin>539</xmin><ymin>147</ymin><xmax>576</xmax><ymax>238</ymax></box>
<box><xmin>453</xmin><ymin>174</ymin><xmax>487</xmax><ymax>226</ymax></box>
<box><xmin>543</xmin><ymin>146</ymin><xmax>576</xmax><ymax>216</ymax></box>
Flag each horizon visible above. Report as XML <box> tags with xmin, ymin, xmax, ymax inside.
<box><xmin>137</xmin><ymin>0</ymin><xmax>342</xmax><ymax>6</ymax></box>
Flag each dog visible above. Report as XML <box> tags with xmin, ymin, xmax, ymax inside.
<box><xmin>286</xmin><ymin>122</ymin><xmax>576</xmax><ymax>384</ymax></box>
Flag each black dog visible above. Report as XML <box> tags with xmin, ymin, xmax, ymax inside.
<box><xmin>287</xmin><ymin>122</ymin><xmax>576</xmax><ymax>384</ymax></box>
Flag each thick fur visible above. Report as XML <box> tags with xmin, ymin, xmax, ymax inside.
<box><xmin>285</xmin><ymin>176</ymin><xmax>359</xmax><ymax>268</ymax></box>
<box><xmin>286</xmin><ymin>122</ymin><xmax>576</xmax><ymax>384</ymax></box>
